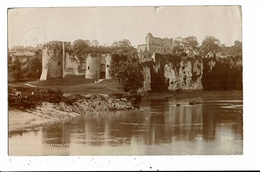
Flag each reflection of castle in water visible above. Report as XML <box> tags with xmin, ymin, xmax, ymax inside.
<box><xmin>41</xmin><ymin>100</ymin><xmax>242</xmax><ymax>150</ymax></box>
<box><xmin>168</xmin><ymin>103</ymin><xmax>204</xmax><ymax>141</ymax></box>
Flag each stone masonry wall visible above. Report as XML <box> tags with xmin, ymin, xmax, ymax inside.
<box><xmin>105</xmin><ymin>54</ymin><xmax>112</xmax><ymax>79</ymax></box>
<box><xmin>85</xmin><ymin>54</ymin><xmax>101</xmax><ymax>79</ymax></box>
<box><xmin>64</xmin><ymin>53</ymin><xmax>86</xmax><ymax>76</ymax></box>
<box><xmin>47</xmin><ymin>49</ymin><xmax>63</xmax><ymax>78</ymax></box>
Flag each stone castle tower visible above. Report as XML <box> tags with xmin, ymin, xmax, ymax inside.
<box><xmin>40</xmin><ymin>41</ymin><xmax>112</xmax><ymax>81</ymax></box>
<box><xmin>40</xmin><ymin>41</ymin><xmax>68</xmax><ymax>80</ymax></box>
<box><xmin>85</xmin><ymin>53</ymin><xmax>112</xmax><ymax>79</ymax></box>
<box><xmin>40</xmin><ymin>41</ymin><xmax>86</xmax><ymax>80</ymax></box>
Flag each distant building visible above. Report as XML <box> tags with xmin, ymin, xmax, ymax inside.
<box><xmin>10</xmin><ymin>51</ymin><xmax>35</xmax><ymax>62</ymax></box>
<box><xmin>137</xmin><ymin>33</ymin><xmax>174</xmax><ymax>61</ymax></box>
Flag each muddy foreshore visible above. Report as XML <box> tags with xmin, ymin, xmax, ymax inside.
<box><xmin>8</xmin><ymin>89</ymin><xmax>242</xmax><ymax>132</ymax></box>
<box><xmin>8</xmin><ymin>90</ymin><xmax>140</xmax><ymax>132</ymax></box>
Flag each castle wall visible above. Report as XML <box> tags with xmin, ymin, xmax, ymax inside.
<box><xmin>47</xmin><ymin>49</ymin><xmax>63</xmax><ymax>78</ymax></box>
<box><xmin>146</xmin><ymin>33</ymin><xmax>173</xmax><ymax>46</ymax></box>
<box><xmin>40</xmin><ymin>44</ymin><xmax>63</xmax><ymax>80</ymax></box>
<box><xmin>40</xmin><ymin>41</ymin><xmax>90</xmax><ymax>80</ymax></box>
<box><xmin>39</xmin><ymin>49</ymin><xmax>50</xmax><ymax>80</ymax></box>
<box><xmin>85</xmin><ymin>54</ymin><xmax>101</xmax><ymax>79</ymax></box>
<box><xmin>105</xmin><ymin>54</ymin><xmax>112</xmax><ymax>79</ymax></box>
<box><xmin>64</xmin><ymin>53</ymin><xmax>81</xmax><ymax>76</ymax></box>
<box><xmin>85</xmin><ymin>54</ymin><xmax>112</xmax><ymax>79</ymax></box>
<box><xmin>138</xmin><ymin>33</ymin><xmax>174</xmax><ymax>60</ymax></box>
<box><xmin>148</xmin><ymin>45</ymin><xmax>173</xmax><ymax>54</ymax></box>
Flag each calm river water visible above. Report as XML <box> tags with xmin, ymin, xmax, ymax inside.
<box><xmin>9</xmin><ymin>94</ymin><xmax>243</xmax><ymax>155</ymax></box>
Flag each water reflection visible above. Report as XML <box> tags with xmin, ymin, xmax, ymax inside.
<box><xmin>9</xmin><ymin>97</ymin><xmax>243</xmax><ymax>155</ymax></box>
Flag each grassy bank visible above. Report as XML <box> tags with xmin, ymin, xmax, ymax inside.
<box><xmin>9</xmin><ymin>77</ymin><xmax>125</xmax><ymax>94</ymax></box>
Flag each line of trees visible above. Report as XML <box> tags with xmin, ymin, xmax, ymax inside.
<box><xmin>173</xmin><ymin>35</ymin><xmax>242</xmax><ymax>57</ymax></box>
<box><xmin>8</xmin><ymin>49</ymin><xmax>42</xmax><ymax>82</ymax></box>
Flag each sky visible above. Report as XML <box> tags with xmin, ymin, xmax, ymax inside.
<box><xmin>8</xmin><ymin>6</ymin><xmax>242</xmax><ymax>47</ymax></box>
<box><xmin>8</xmin><ymin>6</ymin><xmax>242</xmax><ymax>48</ymax></box>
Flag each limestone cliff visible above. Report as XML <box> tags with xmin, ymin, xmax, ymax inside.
<box><xmin>141</xmin><ymin>54</ymin><xmax>203</xmax><ymax>91</ymax></box>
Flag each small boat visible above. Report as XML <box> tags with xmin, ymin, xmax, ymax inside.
<box><xmin>189</xmin><ymin>100</ymin><xmax>200</xmax><ymax>105</ymax></box>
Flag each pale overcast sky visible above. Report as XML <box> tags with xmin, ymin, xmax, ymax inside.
<box><xmin>8</xmin><ymin>6</ymin><xmax>242</xmax><ymax>48</ymax></box>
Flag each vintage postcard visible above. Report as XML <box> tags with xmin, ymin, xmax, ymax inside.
<box><xmin>8</xmin><ymin>6</ymin><xmax>243</xmax><ymax>157</ymax></box>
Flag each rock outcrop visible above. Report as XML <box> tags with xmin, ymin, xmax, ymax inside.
<box><xmin>141</xmin><ymin>54</ymin><xmax>204</xmax><ymax>91</ymax></box>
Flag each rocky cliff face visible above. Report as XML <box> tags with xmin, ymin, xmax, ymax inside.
<box><xmin>141</xmin><ymin>54</ymin><xmax>242</xmax><ymax>92</ymax></box>
<box><xmin>163</xmin><ymin>59</ymin><xmax>203</xmax><ymax>90</ymax></box>
<box><xmin>141</xmin><ymin>55</ymin><xmax>204</xmax><ymax>91</ymax></box>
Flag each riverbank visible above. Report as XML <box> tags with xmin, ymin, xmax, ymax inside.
<box><xmin>8</xmin><ymin>89</ymin><xmax>242</xmax><ymax>132</ymax></box>
<box><xmin>8</xmin><ymin>90</ymin><xmax>140</xmax><ymax>132</ymax></box>
<box><xmin>144</xmin><ymin>90</ymin><xmax>243</xmax><ymax>100</ymax></box>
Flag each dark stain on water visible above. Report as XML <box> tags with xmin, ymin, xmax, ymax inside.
<box><xmin>9</xmin><ymin>95</ymin><xmax>243</xmax><ymax>155</ymax></box>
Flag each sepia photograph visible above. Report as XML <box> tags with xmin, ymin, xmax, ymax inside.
<box><xmin>7</xmin><ymin>6</ymin><xmax>243</xmax><ymax>156</ymax></box>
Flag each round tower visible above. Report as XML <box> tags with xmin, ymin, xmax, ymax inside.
<box><xmin>39</xmin><ymin>48</ymin><xmax>49</xmax><ymax>80</ymax></box>
<box><xmin>85</xmin><ymin>54</ymin><xmax>101</xmax><ymax>79</ymax></box>
<box><xmin>105</xmin><ymin>54</ymin><xmax>112</xmax><ymax>79</ymax></box>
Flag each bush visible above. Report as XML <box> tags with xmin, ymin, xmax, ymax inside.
<box><xmin>110</xmin><ymin>61</ymin><xmax>144</xmax><ymax>92</ymax></box>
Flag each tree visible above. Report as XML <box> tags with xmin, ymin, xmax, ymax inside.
<box><xmin>173</xmin><ymin>36</ymin><xmax>198</xmax><ymax>56</ymax></box>
<box><xmin>92</xmin><ymin>40</ymin><xmax>99</xmax><ymax>47</ymax></box>
<box><xmin>112</xmin><ymin>39</ymin><xmax>132</xmax><ymax>48</ymax></box>
<box><xmin>72</xmin><ymin>39</ymin><xmax>89</xmax><ymax>56</ymax></box>
<box><xmin>184</xmin><ymin>36</ymin><xmax>199</xmax><ymax>49</ymax></box>
<box><xmin>231</xmin><ymin>40</ymin><xmax>242</xmax><ymax>55</ymax></box>
<box><xmin>9</xmin><ymin>57</ymin><xmax>22</xmax><ymax>81</ymax></box>
<box><xmin>23</xmin><ymin>56</ymin><xmax>42</xmax><ymax>79</ymax></box>
<box><xmin>201</xmin><ymin>36</ymin><xmax>221</xmax><ymax>56</ymax></box>
<box><xmin>111</xmin><ymin>39</ymin><xmax>135</xmax><ymax>53</ymax></box>
<box><xmin>110</xmin><ymin>61</ymin><xmax>144</xmax><ymax>92</ymax></box>
<box><xmin>118</xmin><ymin>39</ymin><xmax>132</xmax><ymax>48</ymax></box>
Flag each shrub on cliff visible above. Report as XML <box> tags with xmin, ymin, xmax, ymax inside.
<box><xmin>110</xmin><ymin>61</ymin><xmax>144</xmax><ymax>92</ymax></box>
<box><xmin>202</xmin><ymin>56</ymin><xmax>242</xmax><ymax>90</ymax></box>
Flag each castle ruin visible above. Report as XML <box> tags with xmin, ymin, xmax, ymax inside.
<box><xmin>40</xmin><ymin>41</ymin><xmax>112</xmax><ymax>80</ymax></box>
<box><xmin>137</xmin><ymin>33</ymin><xmax>174</xmax><ymax>61</ymax></box>
<box><xmin>138</xmin><ymin>34</ymin><xmax>204</xmax><ymax>92</ymax></box>
<box><xmin>85</xmin><ymin>53</ymin><xmax>112</xmax><ymax>79</ymax></box>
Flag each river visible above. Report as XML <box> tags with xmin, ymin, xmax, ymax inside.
<box><xmin>9</xmin><ymin>93</ymin><xmax>243</xmax><ymax>155</ymax></box>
